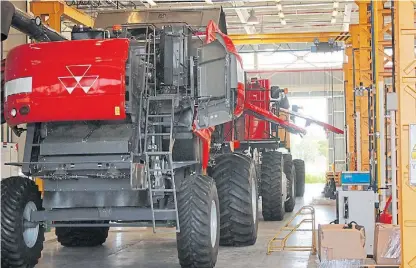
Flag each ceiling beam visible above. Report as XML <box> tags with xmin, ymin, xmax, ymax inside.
<box><xmin>234</xmin><ymin>8</ymin><xmax>256</xmax><ymax>34</ymax></box>
<box><xmin>342</xmin><ymin>3</ymin><xmax>352</xmax><ymax>31</ymax></box>
<box><xmin>233</xmin><ymin>1</ymin><xmax>256</xmax><ymax>34</ymax></box>
<box><xmin>229</xmin><ymin>32</ymin><xmax>350</xmax><ymax>45</ymax></box>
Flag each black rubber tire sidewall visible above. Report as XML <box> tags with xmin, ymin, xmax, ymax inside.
<box><xmin>260</xmin><ymin>151</ymin><xmax>285</xmax><ymax>221</ymax></box>
<box><xmin>1</xmin><ymin>177</ymin><xmax>44</xmax><ymax>268</ymax></box>
<box><xmin>55</xmin><ymin>222</ymin><xmax>109</xmax><ymax>247</ymax></box>
<box><xmin>211</xmin><ymin>153</ymin><xmax>258</xmax><ymax>246</ymax></box>
<box><xmin>176</xmin><ymin>174</ymin><xmax>220</xmax><ymax>268</ymax></box>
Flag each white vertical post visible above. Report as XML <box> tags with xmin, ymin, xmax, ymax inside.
<box><xmin>356</xmin><ymin>111</ymin><xmax>361</xmax><ymax>171</ymax></box>
<box><xmin>390</xmin><ymin>111</ymin><xmax>397</xmax><ymax>225</ymax></box>
<box><xmin>378</xmin><ymin>81</ymin><xmax>386</xmax><ymax>210</ymax></box>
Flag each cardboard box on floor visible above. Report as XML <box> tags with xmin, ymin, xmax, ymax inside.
<box><xmin>374</xmin><ymin>223</ymin><xmax>401</xmax><ymax>265</ymax></box>
<box><xmin>318</xmin><ymin>224</ymin><xmax>366</xmax><ymax>261</ymax></box>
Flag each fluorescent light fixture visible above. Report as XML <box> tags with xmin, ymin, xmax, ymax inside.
<box><xmin>277</xmin><ymin>4</ymin><xmax>282</xmax><ymax>11</ymax></box>
<box><xmin>247</xmin><ymin>9</ymin><xmax>259</xmax><ymax>25</ymax></box>
<box><xmin>205</xmin><ymin>0</ymin><xmax>213</xmax><ymax>4</ymax></box>
<box><xmin>333</xmin><ymin>1</ymin><xmax>339</xmax><ymax>9</ymax></box>
<box><xmin>278</xmin><ymin>11</ymin><xmax>284</xmax><ymax>19</ymax></box>
<box><xmin>281</xmin><ymin>19</ymin><xmax>286</xmax><ymax>25</ymax></box>
<box><xmin>146</xmin><ymin>0</ymin><xmax>157</xmax><ymax>6</ymax></box>
<box><xmin>332</xmin><ymin>10</ymin><xmax>338</xmax><ymax>16</ymax></box>
<box><xmin>331</xmin><ymin>17</ymin><xmax>336</xmax><ymax>24</ymax></box>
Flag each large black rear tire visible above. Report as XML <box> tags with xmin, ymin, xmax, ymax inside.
<box><xmin>260</xmin><ymin>151</ymin><xmax>285</xmax><ymax>221</ymax></box>
<box><xmin>211</xmin><ymin>153</ymin><xmax>258</xmax><ymax>246</ymax></box>
<box><xmin>1</xmin><ymin>177</ymin><xmax>44</xmax><ymax>268</ymax></box>
<box><xmin>56</xmin><ymin>222</ymin><xmax>109</xmax><ymax>247</ymax></box>
<box><xmin>293</xmin><ymin>159</ymin><xmax>306</xmax><ymax>197</ymax></box>
<box><xmin>177</xmin><ymin>174</ymin><xmax>220</xmax><ymax>268</ymax></box>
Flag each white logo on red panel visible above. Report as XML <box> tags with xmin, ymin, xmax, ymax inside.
<box><xmin>58</xmin><ymin>65</ymin><xmax>99</xmax><ymax>94</ymax></box>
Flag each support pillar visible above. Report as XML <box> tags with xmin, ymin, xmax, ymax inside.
<box><xmin>395</xmin><ymin>1</ymin><xmax>416</xmax><ymax>266</ymax></box>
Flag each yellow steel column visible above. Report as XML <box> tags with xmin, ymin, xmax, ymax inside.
<box><xmin>372</xmin><ymin>0</ymin><xmax>383</xmax><ymax>202</ymax></box>
<box><xmin>344</xmin><ymin>45</ymin><xmax>356</xmax><ymax>170</ymax></box>
<box><xmin>357</xmin><ymin>1</ymin><xmax>371</xmax><ymax>171</ymax></box>
<box><xmin>395</xmin><ymin>1</ymin><xmax>416</xmax><ymax>266</ymax></box>
<box><xmin>344</xmin><ymin>22</ymin><xmax>362</xmax><ymax>172</ymax></box>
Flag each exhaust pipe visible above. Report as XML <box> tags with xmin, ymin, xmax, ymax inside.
<box><xmin>1</xmin><ymin>0</ymin><xmax>66</xmax><ymax>42</ymax></box>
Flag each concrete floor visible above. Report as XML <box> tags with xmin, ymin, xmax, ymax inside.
<box><xmin>36</xmin><ymin>184</ymin><xmax>336</xmax><ymax>268</ymax></box>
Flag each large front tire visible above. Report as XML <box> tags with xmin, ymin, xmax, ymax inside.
<box><xmin>56</xmin><ymin>222</ymin><xmax>109</xmax><ymax>247</ymax></box>
<box><xmin>177</xmin><ymin>174</ymin><xmax>220</xmax><ymax>268</ymax></box>
<box><xmin>211</xmin><ymin>153</ymin><xmax>258</xmax><ymax>247</ymax></box>
<box><xmin>1</xmin><ymin>177</ymin><xmax>44</xmax><ymax>268</ymax></box>
<box><xmin>293</xmin><ymin>159</ymin><xmax>306</xmax><ymax>197</ymax></box>
<box><xmin>261</xmin><ymin>151</ymin><xmax>285</xmax><ymax>221</ymax></box>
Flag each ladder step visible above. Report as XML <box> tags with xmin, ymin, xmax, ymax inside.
<box><xmin>172</xmin><ymin>161</ymin><xmax>199</xmax><ymax>169</ymax></box>
<box><xmin>150</xmin><ymin>133</ymin><xmax>171</xmax><ymax>136</ymax></box>
<box><xmin>148</xmin><ymin>169</ymin><xmax>173</xmax><ymax>172</ymax></box>
<box><xmin>151</xmin><ymin>189</ymin><xmax>176</xmax><ymax>192</ymax></box>
<box><xmin>148</xmin><ymin>114</ymin><xmax>171</xmax><ymax>118</ymax></box>
<box><xmin>149</xmin><ymin>122</ymin><xmax>171</xmax><ymax>126</ymax></box>
<box><xmin>153</xmin><ymin>209</ymin><xmax>177</xmax><ymax>213</ymax></box>
<box><xmin>146</xmin><ymin>151</ymin><xmax>172</xmax><ymax>156</ymax></box>
<box><xmin>148</xmin><ymin>95</ymin><xmax>176</xmax><ymax>100</ymax></box>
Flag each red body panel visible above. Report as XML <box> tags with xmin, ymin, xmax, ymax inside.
<box><xmin>4</xmin><ymin>39</ymin><xmax>129</xmax><ymax>126</ymax></box>
<box><xmin>244</xmin><ymin>102</ymin><xmax>307</xmax><ymax>135</ymax></box>
<box><xmin>244</xmin><ymin>79</ymin><xmax>271</xmax><ymax>140</ymax></box>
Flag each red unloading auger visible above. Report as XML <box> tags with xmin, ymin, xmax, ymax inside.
<box><xmin>278</xmin><ymin>108</ymin><xmax>344</xmax><ymax>134</ymax></box>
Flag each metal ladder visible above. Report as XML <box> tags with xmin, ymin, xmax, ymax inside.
<box><xmin>144</xmin><ymin>95</ymin><xmax>180</xmax><ymax>233</ymax></box>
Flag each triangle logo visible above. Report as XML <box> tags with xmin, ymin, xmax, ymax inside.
<box><xmin>79</xmin><ymin>75</ymin><xmax>99</xmax><ymax>93</ymax></box>
<box><xmin>58</xmin><ymin>76</ymin><xmax>78</xmax><ymax>94</ymax></box>
<box><xmin>58</xmin><ymin>65</ymin><xmax>99</xmax><ymax>94</ymax></box>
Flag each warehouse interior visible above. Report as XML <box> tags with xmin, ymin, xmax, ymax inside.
<box><xmin>1</xmin><ymin>0</ymin><xmax>415</xmax><ymax>268</ymax></box>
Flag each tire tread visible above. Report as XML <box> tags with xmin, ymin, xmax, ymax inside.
<box><xmin>211</xmin><ymin>153</ymin><xmax>258</xmax><ymax>246</ymax></box>
<box><xmin>293</xmin><ymin>159</ymin><xmax>306</xmax><ymax>197</ymax></box>
<box><xmin>261</xmin><ymin>152</ymin><xmax>285</xmax><ymax>221</ymax></box>
<box><xmin>177</xmin><ymin>174</ymin><xmax>219</xmax><ymax>268</ymax></box>
<box><xmin>1</xmin><ymin>176</ymin><xmax>44</xmax><ymax>268</ymax></box>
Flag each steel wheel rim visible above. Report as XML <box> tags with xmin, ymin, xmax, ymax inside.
<box><xmin>23</xmin><ymin>201</ymin><xmax>39</xmax><ymax>248</ymax></box>
<box><xmin>251</xmin><ymin>180</ymin><xmax>257</xmax><ymax>223</ymax></box>
<box><xmin>292</xmin><ymin>168</ymin><xmax>296</xmax><ymax>198</ymax></box>
<box><xmin>210</xmin><ymin>200</ymin><xmax>217</xmax><ymax>247</ymax></box>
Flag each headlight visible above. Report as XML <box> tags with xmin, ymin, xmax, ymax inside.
<box><xmin>10</xmin><ymin>108</ymin><xmax>17</xmax><ymax>117</ymax></box>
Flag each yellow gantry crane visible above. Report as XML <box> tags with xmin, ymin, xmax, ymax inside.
<box><xmin>30</xmin><ymin>0</ymin><xmax>94</xmax><ymax>32</ymax></box>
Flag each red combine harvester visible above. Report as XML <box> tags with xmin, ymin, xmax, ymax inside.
<box><xmin>1</xmin><ymin>5</ymin><xmax>343</xmax><ymax>268</ymax></box>
<box><xmin>221</xmin><ymin>77</ymin><xmax>344</xmax><ymax>221</ymax></box>
<box><xmin>237</xmin><ymin>78</ymin><xmax>302</xmax><ymax>221</ymax></box>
